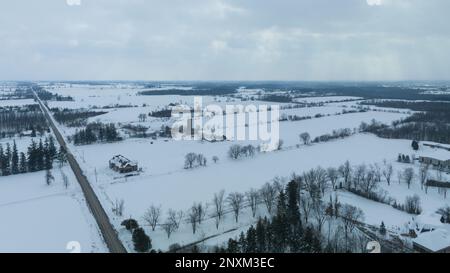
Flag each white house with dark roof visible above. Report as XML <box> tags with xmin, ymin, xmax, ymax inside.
<box><xmin>109</xmin><ymin>155</ymin><xmax>138</xmax><ymax>173</ymax></box>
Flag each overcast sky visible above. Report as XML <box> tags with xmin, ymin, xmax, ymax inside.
<box><xmin>1</xmin><ymin>0</ymin><xmax>449</xmax><ymax>81</ymax></box>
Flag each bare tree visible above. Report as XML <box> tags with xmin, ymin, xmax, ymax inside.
<box><xmin>45</xmin><ymin>170</ymin><xmax>54</xmax><ymax>186</ymax></box>
<box><xmin>327</xmin><ymin>167</ymin><xmax>339</xmax><ymax>190</ymax></box>
<box><xmin>374</xmin><ymin>163</ymin><xmax>382</xmax><ymax>183</ymax></box>
<box><xmin>300</xmin><ymin>194</ymin><xmax>313</xmax><ymax>224</ymax></box>
<box><xmin>196</xmin><ymin>153</ymin><xmax>206</xmax><ymax>166</ymax></box>
<box><xmin>436</xmin><ymin>166</ymin><xmax>444</xmax><ymax>181</ymax></box>
<box><xmin>212</xmin><ymin>190</ymin><xmax>225</xmax><ymax>229</ymax></box>
<box><xmin>167</xmin><ymin>209</ymin><xmax>183</xmax><ymax>230</ymax></box>
<box><xmin>419</xmin><ymin>164</ymin><xmax>429</xmax><ymax>190</ymax></box>
<box><xmin>353</xmin><ymin>164</ymin><xmax>367</xmax><ymax>190</ymax></box>
<box><xmin>162</xmin><ymin>220</ymin><xmax>177</xmax><ymax>239</ymax></box>
<box><xmin>339</xmin><ymin>161</ymin><xmax>352</xmax><ymax>189</ymax></box>
<box><xmin>405</xmin><ymin>195</ymin><xmax>422</xmax><ymax>214</ymax></box>
<box><xmin>397</xmin><ymin>170</ymin><xmax>403</xmax><ymax>185</ymax></box>
<box><xmin>403</xmin><ymin>167</ymin><xmax>414</xmax><ymax>189</ymax></box>
<box><xmin>340</xmin><ymin>204</ymin><xmax>365</xmax><ymax>251</ymax></box>
<box><xmin>184</xmin><ymin>153</ymin><xmax>197</xmax><ymax>169</ymax></box>
<box><xmin>260</xmin><ymin>182</ymin><xmax>277</xmax><ymax>215</ymax></box>
<box><xmin>382</xmin><ymin>162</ymin><xmax>393</xmax><ymax>186</ymax></box>
<box><xmin>138</xmin><ymin>113</ymin><xmax>147</xmax><ymax>122</ymax></box>
<box><xmin>228</xmin><ymin>145</ymin><xmax>242</xmax><ymax>160</ymax></box>
<box><xmin>196</xmin><ymin>202</ymin><xmax>208</xmax><ymax>225</ymax></box>
<box><xmin>112</xmin><ymin>199</ymin><xmax>125</xmax><ymax>217</ymax></box>
<box><xmin>188</xmin><ymin>204</ymin><xmax>200</xmax><ymax>234</ymax></box>
<box><xmin>300</xmin><ymin>132</ymin><xmax>311</xmax><ymax>145</ymax></box>
<box><xmin>61</xmin><ymin>170</ymin><xmax>69</xmax><ymax>189</ymax></box>
<box><xmin>246</xmin><ymin>189</ymin><xmax>260</xmax><ymax>218</ymax></box>
<box><xmin>316</xmin><ymin>167</ymin><xmax>328</xmax><ymax>196</ymax></box>
<box><xmin>272</xmin><ymin>176</ymin><xmax>286</xmax><ymax>193</ymax></box>
<box><xmin>212</xmin><ymin>156</ymin><xmax>219</xmax><ymax>163</ymax></box>
<box><xmin>313</xmin><ymin>203</ymin><xmax>327</xmax><ymax>232</ymax></box>
<box><xmin>228</xmin><ymin>192</ymin><xmax>244</xmax><ymax>223</ymax></box>
<box><xmin>302</xmin><ymin>169</ymin><xmax>321</xmax><ymax>201</ymax></box>
<box><xmin>359</xmin><ymin>165</ymin><xmax>379</xmax><ymax>195</ymax></box>
<box><xmin>143</xmin><ymin>205</ymin><xmax>162</xmax><ymax>231</ymax></box>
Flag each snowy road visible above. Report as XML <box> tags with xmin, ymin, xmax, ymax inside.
<box><xmin>33</xmin><ymin>89</ymin><xmax>127</xmax><ymax>253</ymax></box>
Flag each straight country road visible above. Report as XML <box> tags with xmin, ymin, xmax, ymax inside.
<box><xmin>33</xmin><ymin>89</ymin><xmax>127</xmax><ymax>253</ymax></box>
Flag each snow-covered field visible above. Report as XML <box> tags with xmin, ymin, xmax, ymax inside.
<box><xmin>0</xmin><ymin>97</ymin><xmax>106</xmax><ymax>253</ymax></box>
<box><xmin>0</xmin><ymin>99</ymin><xmax>36</xmax><ymax>107</ymax></box>
<box><xmin>3</xmin><ymin>83</ymin><xmax>449</xmax><ymax>252</ymax></box>
<box><xmin>0</xmin><ymin>167</ymin><xmax>106</xmax><ymax>253</ymax></box>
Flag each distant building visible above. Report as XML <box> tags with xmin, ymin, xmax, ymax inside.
<box><xmin>413</xmin><ymin>229</ymin><xmax>450</xmax><ymax>253</ymax></box>
<box><xmin>419</xmin><ymin>156</ymin><xmax>450</xmax><ymax>171</ymax></box>
<box><xmin>109</xmin><ymin>155</ymin><xmax>138</xmax><ymax>173</ymax></box>
<box><xmin>19</xmin><ymin>130</ymin><xmax>34</xmax><ymax>137</ymax></box>
<box><xmin>425</xmin><ymin>179</ymin><xmax>450</xmax><ymax>189</ymax></box>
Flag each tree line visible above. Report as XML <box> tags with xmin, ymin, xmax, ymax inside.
<box><xmin>0</xmin><ymin>136</ymin><xmax>66</xmax><ymax>176</ymax></box>
<box><xmin>0</xmin><ymin>105</ymin><xmax>48</xmax><ymax>138</ymax></box>
<box><xmin>72</xmin><ymin>122</ymin><xmax>121</xmax><ymax>145</ymax></box>
<box><xmin>52</xmin><ymin>108</ymin><xmax>107</xmax><ymax>127</ymax></box>
<box><xmin>362</xmin><ymin>101</ymin><xmax>450</xmax><ymax>144</ymax></box>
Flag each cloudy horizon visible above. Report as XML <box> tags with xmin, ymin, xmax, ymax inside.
<box><xmin>1</xmin><ymin>0</ymin><xmax>450</xmax><ymax>81</ymax></box>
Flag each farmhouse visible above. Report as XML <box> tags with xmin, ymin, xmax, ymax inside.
<box><xmin>419</xmin><ymin>156</ymin><xmax>450</xmax><ymax>171</ymax></box>
<box><xmin>413</xmin><ymin>229</ymin><xmax>450</xmax><ymax>253</ymax></box>
<box><xmin>109</xmin><ymin>155</ymin><xmax>138</xmax><ymax>173</ymax></box>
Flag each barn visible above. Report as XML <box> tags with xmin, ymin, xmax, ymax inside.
<box><xmin>109</xmin><ymin>155</ymin><xmax>138</xmax><ymax>173</ymax></box>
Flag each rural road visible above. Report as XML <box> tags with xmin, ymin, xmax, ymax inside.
<box><xmin>33</xmin><ymin>89</ymin><xmax>127</xmax><ymax>253</ymax></box>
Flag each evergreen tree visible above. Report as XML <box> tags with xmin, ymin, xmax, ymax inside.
<box><xmin>245</xmin><ymin>226</ymin><xmax>257</xmax><ymax>253</ymax></box>
<box><xmin>19</xmin><ymin>152</ymin><xmax>27</xmax><ymax>173</ymax></box>
<box><xmin>255</xmin><ymin>218</ymin><xmax>267</xmax><ymax>253</ymax></box>
<box><xmin>272</xmin><ymin>191</ymin><xmax>289</xmax><ymax>252</ymax></box>
<box><xmin>380</xmin><ymin>221</ymin><xmax>387</xmax><ymax>236</ymax></box>
<box><xmin>57</xmin><ymin>146</ymin><xmax>67</xmax><ymax>167</ymax></box>
<box><xmin>36</xmin><ymin>139</ymin><xmax>45</xmax><ymax>171</ymax></box>
<box><xmin>0</xmin><ymin>144</ymin><xmax>5</xmax><ymax>176</ymax></box>
<box><xmin>286</xmin><ymin>180</ymin><xmax>302</xmax><ymax>229</ymax></box>
<box><xmin>238</xmin><ymin>232</ymin><xmax>247</xmax><ymax>253</ymax></box>
<box><xmin>132</xmin><ymin>227</ymin><xmax>152</xmax><ymax>253</ymax></box>
<box><xmin>121</xmin><ymin>218</ymin><xmax>139</xmax><ymax>231</ymax></box>
<box><xmin>27</xmin><ymin>139</ymin><xmax>37</xmax><ymax>172</ymax></box>
<box><xmin>227</xmin><ymin>238</ymin><xmax>240</xmax><ymax>253</ymax></box>
<box><xmin>48</xmin><ymin>136</ymin><xmax>57</xmax><ymax>159</ymax></box>
<box><xmin>11</xmin><ymin>141</ymin><xmax>19</xmax><ymax>174</ymax></box>
<box><xmin>411</xmin><ymin>140</ymin><xmax>419</xmax><ymax>151</ymax></box>
<box><xmin>3</xmin><ymin>143</ymin><xmax>11</xmax><ymax>176</ymax></box>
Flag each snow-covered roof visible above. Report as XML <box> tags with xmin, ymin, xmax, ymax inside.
<box><xmin>413</xmin><ymin>229</ymin><xmax>450</xmax><ymax>252</ymax></box>
<box><xmin>418</xmin><ymin>146</ymin><xmax>450</xmax><ymax>162</ymax></box>
<box><xmin>109</xmin><ymin>155</ymin><xmax>137</xmax><ymax>167</ymax></box>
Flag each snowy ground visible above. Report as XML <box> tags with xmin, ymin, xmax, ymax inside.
<box><xmin>0</xmin><ymin>96</ymin><xmax>106</xmax><ymax>253</ymax></box>
<box><xmin>0</xmin><ymin>99</ymin><xmax>36</xmax><ymax>107</ymax></box>
<box><xmin>28</xmin><ymin>83</ymin><xmax>450</xmax><ymax>251</ymax></box>
<box><xmin>0</xmin><ymin>167</ymin><xmax>106</xmax><ymax>253</ymax></box>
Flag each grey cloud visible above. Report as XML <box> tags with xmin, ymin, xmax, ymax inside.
<box><xmin>0</xmin><ymin>0</ymin><xmax>449</xmax><ymax>80</ymax></box>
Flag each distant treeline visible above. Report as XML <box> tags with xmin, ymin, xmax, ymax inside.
<box><xmin>139</xmin><ymin>88</ymin><xmax>237</xmax><ymax>97</ymax></box>
<box><xmin>139</xmin><ymin>83</ymin><xmax>240</xmax><ymax>97</ymax></box>
<box><xmin>259</xmin><ymin>94</ymin><xmax>293</xmax><ymax>103</ymax></box>
<box><xmin>0</xmin><ymin>105</ymin><xmax>49</xmax><ymax>138</ymax></box>
<box><xmin>361</xmin><ymin>101</ymin><xmax>450</xmax><ymax>144</ymax></box>
<box><xmin>52</xmin><ymin>108</ymin><xmax>108</xmax><ymax>127</ymax></box>
<box><xmin>290</xmin><ymin>86</ymin><xmax>450</xmax><ymax>101</ymax></box>
<box><xmin>149</xmin><ymin>109</ymin><xmax>172</xmax><ymax>118</ymax></box>
<box><xmin>36</xmin><ymin>88</ymin><xmax>74</xmax><ymax>101</ymax></box>
<box><xmin>72</xmin><ymin>122</ymin><xmax>121</xmax><ymax>145</ymax></box>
